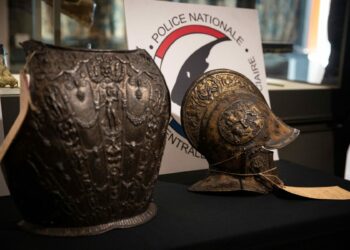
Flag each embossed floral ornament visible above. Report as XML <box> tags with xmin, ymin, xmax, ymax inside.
<box><xmin>195</xmin><ymin>76</ymin><xmax>221</xmax><ymax>103</ymax></box>
<box><xmin>181</xmin><ymin>69</ymin><xmax>299</xmax><ymax>194</ymax></box>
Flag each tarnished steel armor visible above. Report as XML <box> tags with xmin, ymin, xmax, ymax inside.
<box><xmin>1</xmin><ymin>40</ymin><xmax>170</xmax><ymax>236</ymax></box>
<box><xmin>182</xmin><ymin>69</ymin><xmax>299</xmax><ymax>194</ymax></box>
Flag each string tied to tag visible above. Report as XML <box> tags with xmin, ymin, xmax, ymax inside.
<box><xmin>20</xmin><ymin>51</ymin><xmax>38</xmax><ymax>111</ymax></box>
<box><xmin>209</xmin><ymin>167</ymin><xmax>284</xmax><ymax>188</ymax></box>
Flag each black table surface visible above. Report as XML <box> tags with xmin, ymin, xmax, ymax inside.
<box><xmin>1</xmin><ymin>160</ymin><xmax>350</xmax><ymax>250</ymax></box>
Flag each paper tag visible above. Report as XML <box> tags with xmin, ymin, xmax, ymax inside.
<box><xmin>281</xmin><ymin>185</ymin><xmax>350</xmax><ymax>200</ymax></box>
<box><xmin>261</xmin><ymin>173</ymin><xmax>350</xmax><ymax>200</ymax></box>
<box><xmin>0</xmin><ymin>72</ymin><xmax>30</xmax><ymax>162</ymax></box>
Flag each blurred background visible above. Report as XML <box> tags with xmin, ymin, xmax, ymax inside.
<box><xmin>1</xmin><ymin>0</ymin><xmax>344</xmax><ymax>85</ymax></box>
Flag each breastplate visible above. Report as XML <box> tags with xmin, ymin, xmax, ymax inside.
<box><xmin>1</xmin><ymin>40</ymin><xmax>170</xmax><ymax>236</ymax></box>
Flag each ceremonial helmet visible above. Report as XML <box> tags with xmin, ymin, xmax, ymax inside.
<box><xmin>181</xmin><ymin>69</ymin><xmax>299</xmax><ymax>194</ymax></box>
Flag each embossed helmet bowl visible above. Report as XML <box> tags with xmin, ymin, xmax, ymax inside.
<box><xmin>0</xmin><ymin>40</ymin><xmax>170</xmax><ymax>236</ymax></box>
<box><xmin>181</xmin><ymin>69</ymin><xmax>299</xmax><ymax>194</ymax></box>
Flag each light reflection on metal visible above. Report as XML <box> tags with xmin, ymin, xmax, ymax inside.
<box><xmin>182</xmin><ymin>69</ymin><xmax>299</xmax><ymax>194</ymax></box>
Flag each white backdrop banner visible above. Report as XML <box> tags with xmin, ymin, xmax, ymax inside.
<box><xmin>124</xmin><ymin>0</ymin><xmax>275</xmax><ymax>174</ymax></box>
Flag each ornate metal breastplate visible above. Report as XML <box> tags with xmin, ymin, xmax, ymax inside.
<box><xmin>1</xmin><ymin>40</ymin><xmax>170</xmax><ymax>236</ymax></box>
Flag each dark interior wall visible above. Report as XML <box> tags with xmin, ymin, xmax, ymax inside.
<box><xmin>278</xmin><ymin>125</ymin><xmax>334</xmax><ymax>174</ymax></box>
<box><xmin>1</xmin><ymin>96</ymin><xmax>20</xmax><ymax>136</ymax></box>
<box><xmin>269</xmin><ymin>89</ymin><xmax>333</xmax><ymax>124</ymax></box>
<box><xmin>269</xmin><ymin>89</ymin><xmax>336</xmax><ymax>174</ymax></box>
<box><xmin>332</xmin><ymin>1</ymin><xmax>350</xmax><ymax>177</ymax></box>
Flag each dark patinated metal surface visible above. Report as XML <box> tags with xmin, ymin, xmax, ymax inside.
<box><xmin>181</xmin><ymin>69</ymin><xmax>299</xmax><ymax>194</ymax></box>
<box><xmin>1</xmin><ymin>40</ymin><xmax>170</xmax><ymax>236</ymax></box>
